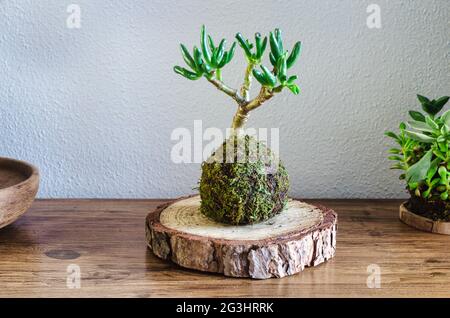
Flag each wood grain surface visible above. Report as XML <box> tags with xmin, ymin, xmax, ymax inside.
<box><xmin>147</xmin><ymin>196</ymin><xmax>337</xmax><ymax>279</ymax></box>
<box><xmin>0</xmin><ymin>198</ymin><xmax>449</xmax><ymax>297</ymax></box>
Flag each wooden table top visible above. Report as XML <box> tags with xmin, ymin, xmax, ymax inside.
<box><xmin>0</xmin><ymin>198</ymin><xmax>449</xmax><ymax>298</ymax></box>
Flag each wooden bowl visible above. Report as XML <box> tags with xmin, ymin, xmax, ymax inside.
<box><xmin>0</xmin><ymin>157</ymin><xmax>39</xmax><ymax>229</ymax></box>
<box><xmin>399</xmin><ymin>202</ymin><xmax>450</xmax><ymax>235</ymax></box>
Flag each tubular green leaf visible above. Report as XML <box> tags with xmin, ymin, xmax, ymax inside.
<box><xmin>269</xmin><ymin>52</ymin><xmax>277</xmax><ymax>66</ymax></box>
<box><xmin>287</xmin><ymin>75</ymin><xmax>298</xmax><ymax>84</ymax></box>
<box><xmin>207</xmin><ymin>35</ymin><xmax>215</xmax><ymax>52</ymax></box>
<box><xmin>286</xmin><ymin>41</ymin><xmax>301</xmax><ymax>68</ymax></box>
<box><xmin>217</xmin><ymin>52</ymin><xmax>228</xmax><ymax>68</ymax></box>
<box><xmin>214</xmin><ymin>39</ymin><xmax>226</xmax><ymax>66</ymax></box>
<box><xmin>173</xmin><ymin>66</ymin><xmax>201</xmax><ymax>80</ymax></box>
<box><xmin>277</xmin><ymin>56</ymin><xmax>287</xmax><ymax>83</ymax></box>
<box><xmin>260</xmin><ymin>37</ymin><xmax>268</xmax><ymax>58</ymax></box>
<box><xmin>255</xmin><ymin>33</ymin><xmax>262</xmax><ymax>59</ymax></box>
<box><xmin>287</xmin><ymin>83</ymin><xmax>300</xmax><ymax>95</ymax></box>
<box><xmin>269</xmin><ymin>32</ymin><xmax>281</xmax><ymax>60</ymax></box>
<box><xmin>235</xmin><ymin>33</ymin><xmax>252</xmax><ymax>58</ymax></box>
<box><xmin>200</xmin><ymin>25</ymin><xmax>212</xmax><ymax>64</ymax></box>
<box><xmin>193</xmin><ymin>46</ymin><xmax>204</xmax><ymax>70</ymax></box>
<box><xmin>180</xmin><ymin>44</ymin><xmax>196</xmax><ymax>70</ymax></box>
<box><xmin>226</xmin><ymin>42</ymin><xmax>236</xmax><ymax>63</ymax></box>
<box><xmin>201</xmin><ymin>62</ymin><xmax>212</xmax><ymax>74</ymax></box>
<box><xmin>274</xmin><ymin>28</ymin><xmax>283</xmax><ymax>53</ymax></box>
<box><xmin>252</xmin><ymin>69</ymin><xmax>271</xmax><ymax>86</ymax></box>
<box><xmin>260</xmin><ymin>65</ymin><xmax>277</xmax><ymax>87</ymax></box>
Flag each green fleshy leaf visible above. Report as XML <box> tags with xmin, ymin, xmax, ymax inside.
<box><xmin>277</xmin><ymin>56</ymin><xmax>287</xmax><ymax>83</ymax></box>
<box><xmin>385</xmin><ymin>131</ymin><xmax>400</xmax><ymax>142</ymax></box>
<box><xmin>213</xmin><ymin>39</ymin><xmax>226</xmax><ymax>66</ymax></box>
<box><xmin>407</xmin><ymin>120</ymin><xmax>434</xmax><ymax>133</ymax></box>
<box><xmin>287</xmin><ymin>75</ymin><xmax>298</xmax><ymax>84</ymax></box>
<box><xmin>180</xmin><ymin>44</ymin><xmax>196</xmax><ymax>70</ymax></box>
<box><xmin>227</xmin><ymin>42</ymin><xmax>236</xmax><ymax>63</ymax></box>
<box><xmin>200</xmin><ymin>25</ymin><xmax>212</xmax><ymax>64</ymax></box>
<box><xmin>425</xmin><ymin>116</ymin><xmax>439</xmax><ymax>130</ymax></box>
<box><xmin>269</xmin><ymin>31</ymin><xmax>281</xmax><ymax>60</ymax></box>
<box><xmin>406</xmin><ymin>149</ymin><xmax>433</xmax><ymax>183</ymax></box>
<box><xmin>274</xmin><ymin>28</ymin><xmax>283</xmax><ymax>53</ymax></box>
<box><xmin>207</xmin><ymin>35</ymin><xmax>215</xmax><ymax>51</ymax></box>
<box><xmin>173</xmin><ymin>66</ymin><xmax>201</xmax><ymax>80</ymax></box>
<box><xmin>409</xmin><ymin>110</ymin><xmax>425</xmax><ymax>122</ymax></box>
<box><xmin>252</xmin><ymin>69</ymin><xmax>270</xmax><ymax>86</ymax></box>
<box><xmin>260</xmin><ymin>65</ymin><xmax>277</xmax><ymax>87</ymax></box>
<box><xmin>236</xmin><ymin>33</ymin><xmax>252</xmax><ymax>58</ymax></box>
<box><xmin>426</xmin><ymin>157</ymin><xmax>440</xmax><ymax>180</ymax></box>
<box><xmin>435</xmin><ymin>96</ymin><xmax>450</xmax><ymax>109</ymax></box>
<box><xmin>287</xmin><ymin>83</ymin><xmax>300</xmax><ymax>95</ymax></box>
<box><xmin>417</xmin><ymin>94</ymin><xmax>431</xmax><ymax>105</ymax></box>
<box><xmin>405</xmin><ymin>130</ymin><xmax>435</xmax><ymax>143</ymax></box>
<box><xmin>440</xmin><ymin>110</ymin><xmax>450</xmax><ymax>126</ymax></box>
<box><xmin>438</xmin><ymin>166</ymin><xmax>448</xmax><ymax>182</ymax></box>
<box><xmin>287</xmin><ymin>41</ymin><xmax>301</xmax><ymax>68</ymax></box>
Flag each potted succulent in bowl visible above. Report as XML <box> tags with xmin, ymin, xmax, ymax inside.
<box><xmin>386</xmin><ymin>94</ymin><xmax>450</xmax><ymax>234</ymax></box>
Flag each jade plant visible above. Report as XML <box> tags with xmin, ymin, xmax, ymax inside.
<box><xmin>386</xmin><ymin>94</ymin><xmax>450</xmax><ymax>220</ymax></box>
<box><xmin>174</xmin><ymin>26</ymin><xmax>302</xmax><ymax>224</ymax></box>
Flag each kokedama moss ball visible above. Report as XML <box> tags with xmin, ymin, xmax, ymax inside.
<box><xmin>199</xmin><ymin>135</ymin><xmax>289</xmax><ymax>225</ymax></box>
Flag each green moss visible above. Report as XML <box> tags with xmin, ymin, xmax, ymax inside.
<box><xmin>199</xmin><ymin>135</ymin><xmax>289</xmax><ymax>225</ymax></box>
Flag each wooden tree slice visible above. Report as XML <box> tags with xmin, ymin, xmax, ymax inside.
<box><xmin>399</xmin><ymin>202</ymin><xmax>450</xmax><ymax>235</ymax></box>
<box><xmin>146</xmin><ymin>195</ymin><xmax>337</xmax><ymax>279</ymax></box>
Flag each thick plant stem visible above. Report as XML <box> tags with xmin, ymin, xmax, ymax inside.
<box><xmin>240</xmin><ymin>63</ymin><xmax>255</xmax><ymax>102</ymax></box>
<box><xmin>231</xmin><ymin>87</ymin><xmax>275</xmax><ymax>132</ymax></box>
<box><xmin>231</xmin><ymin>107</ymin><xmax>249</xmax><ymax>132</ymax></box>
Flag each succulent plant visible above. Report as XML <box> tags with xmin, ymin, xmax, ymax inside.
<box><xmin>174</xmin><ymin>25</ymin><xmax>301</xmax><ymax>130</ymax></box>
<box><xmin>174</xmin><ymin>26</ymin><xmax>301</xmax><ymax>225</ymax></box>
<box><xmin>386</xmin><ymin>95</ymin><xmax>450</xmax><ymax>209</ymax></box>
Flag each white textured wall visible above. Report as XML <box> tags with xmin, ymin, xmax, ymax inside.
<box><xmin>0</xmin><ymin>0</ymin><xmax>448</xmax><ymax>198</ymax></box>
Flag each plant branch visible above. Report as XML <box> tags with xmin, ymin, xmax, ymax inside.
<box><xmin>207</xmin><ymin>76</ymin><xmax>244</xmax><ymax>104</ymax></box>
<box><xmin>243</xmin><ymin>86</ymin><xmax>275</xmax><ymax>112</ymax></box>
<box><xmin>231</xmin><ymin>86</ymin><xmax>276</xmax><ymax>130</ymax></box>
<box><xmin>240</xmin><ymin>62</ymin><xmax>255</xmax><ymax>102</ymax></box>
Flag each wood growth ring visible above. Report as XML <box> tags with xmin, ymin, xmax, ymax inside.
<box><xmin>146</xmin><ymin>195</ymin><xmax>337</xmax><ymax>279</ymax></box>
